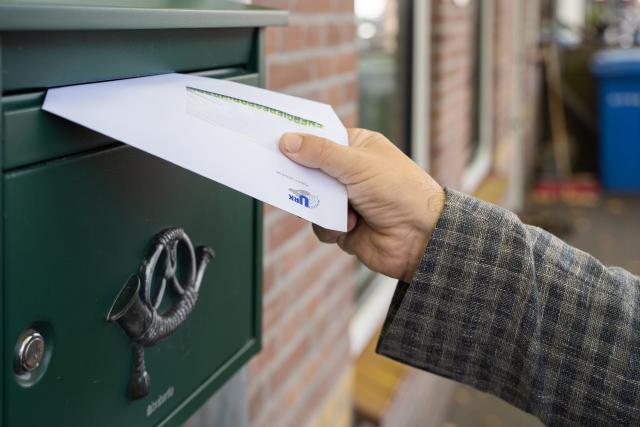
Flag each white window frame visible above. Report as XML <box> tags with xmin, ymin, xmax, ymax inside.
<box><xmin>349</xmin><ymin>0</ymin><xmax>432</xmax><ymax>357</ymax></box>
<box><xmin>461</xmin><ymin>0</ymin><xmax>495</xmax><ymax>193</ymax></box>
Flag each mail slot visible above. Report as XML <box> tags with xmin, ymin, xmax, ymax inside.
<box><xmin>0</xmin><ymin>2</ymin><xmax>287</xmax><ymax>426</ymax></box>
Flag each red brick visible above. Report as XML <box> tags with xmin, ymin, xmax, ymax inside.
<box><xmin>279</xmin><ymin>230</ymin><xmax>322</xmax><ymax>276</ymax></box>
<box><xmin>301</xmin><ymin>344</ymin><xmax>330</xmax><ymax>385</ymax></box>
<box><xmin>344</xmin><ymin>79</ymin><xmax>358</xmax><ymax>103</ymax></box>
<box><xmin>266</xmin><ymin>214</ymin><xmax>309</xmax><ymax>250</ymax></box>
<box><xmin>304</xmin><ymin>265</ymin><xmax>355</xmax><ymax>336</ymax></box>
<box><xmin>270</xmin><ymin>336</ymin><xmax>310</xmax><ymax>393</ymax></box>
<box><xmin>290</xmin><ymin>354</ymin><xmax>346</xmax><ymax>427</ymax></box>
<box><xmin>263</xmin><ymin>287</ymin><xmax>287</xmax><ymax>331</ymax></box>
<box><xmin>343</xmin><ymin>22</ymin><xmax>356</xmax><ymax>42</ymax></box>
<box><xmin>276</xmin><ymin>272</ymin><xmax>340</xmax><ymax>347</ymax></box>
<box><xmin>268</xmin><ymin>60</ymin><xmax>312</xmax><ymax>90</ymax></box>
<box><xmin>262</xmin><ymin>262</ymin><xmax>276</xmax><ymax>295</ymax></box>
<box><xmin>327</xmin><ymin>22</ymin><xmax>356</xmax><ymax>46</ymax></box>
<box><xmin>332</xmin><ymin>0</ymin><xmax>354</xmax><ymax>12</ymax></box>
<box><xmin>248</xmin><ymin>381</ymin><xmax>268</xmax><ymax>424</ymax></box>
<box><xmin>257</xmin><ymin>410</ymin><xmax>282</xmax><ymax>427</ymax></box>
<box><xmin>432</xmin><ymin>43</ymin><xmax>472</xmax><ymax>64</ymax></box>
<box><xmin>335</xmin><ymin>50</ymin><xmax>357</xmax><ymax>74</ymax></box>
<box><xmin>430</xmin><ymin>142</ymin><xmax>469</xmax><ymax>188</ymax></box>
<box><xmin>280</xmin><ymin>376</ymin><xmax>306</xmax><ymax>412</ymax></box>
<box><xmin>327</xmin><ymin>22</ymin><xmax>342</xmax><ymax>46</ymax></box>
<box><xmin>303</xmin><ymin>288</ymin><xmax>323</xmax><ymax>317</ymax></box>
<box><xmin>249</xmin><ymin>332</ymin><xmax>278</xmax><ymax>377</ymax></box>
<box><xmin>285</xmin><ymin>247</ymin><xmax>346</xmax><ymax>300</ymax></box>
<box><xmin>312</xmin><ymin>55</ymin><xmax>335</xmax><ymax>79</ymax></box>
<box><xmin>277</xmin><ymin>307</ymin><xmax>305</xmax><ymax>347</ymax></box>
<box><xmin>303</xmin><ymin>90</ymin><xmax>329</xmax><ymax>104</ymax></box>
<box><xmin>264</xmin><ymin>28</ymin><xmax>279</xmax><ymax>55</ymax></box>
<box><xmin>327</xmin><ymin>83</ymin><xmax>343</xmax><ymax>109</ymax></box>
<box><xmin>304</xmin><ymin>25</ymin><xmax>325</xmax><ymax>48</ymax></box>
<box><xmin>296</xmin><ymin>0</ymin><xmax>331</xmax><ymax>13</ymax></box>
<box><xmin>263</xmin><ymin>203</ymin><xmax>278</xmax><ymax>218</ymax></box>
<box><xmin>281</xmin><ymin>25</ymin><xmax>304</xmax><ymax>52</ymax></box>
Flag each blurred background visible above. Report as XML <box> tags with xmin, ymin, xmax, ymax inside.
<box><xmin>185</xmin><ymin>1</ymin><xmax>640</xmax><ymax>426</ymax></box>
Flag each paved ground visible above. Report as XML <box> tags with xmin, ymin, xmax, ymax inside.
<box><xmin>436</xmin><ymin>193</ymin><xmax>640</xmax><ymax>427</ymax></box>
<box><xmin>551</xmin><ymin>195</ymin><xmax>640</xmax><ymax>274</ymax></box>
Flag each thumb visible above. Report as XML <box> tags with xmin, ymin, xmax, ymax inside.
<box><xmin>279</xmin><ymin>132</ymin><xmax>359</xmax><ymax>181</ymax></box>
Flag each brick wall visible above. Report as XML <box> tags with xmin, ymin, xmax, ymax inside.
<box><xmin>493</xmin><ymin>0</ymin><xmax>515</xmax><ymax>150</ymax></box>
<box><xmin>428</xmin><ymin>0</ymin><xmax>541</xmax><ymax>193</ymax></box>
<box><xmin>429</xmin><ymin>0</ymin><xmax>475</xmax><ymax>188</ymax></box>
<box><xmin>491</xmin><ymin>0</ymin><xmax>542</xmax><ymax>189</ymax></box>
<box><xmin>248</xmin><ymin>2</ymin><xmax>358</xmax><ymax>427</ymax></box>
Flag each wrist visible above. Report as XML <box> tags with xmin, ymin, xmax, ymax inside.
<box><xmin>403</xmin><ymin>180</ymin><xmax>445</xmax><ymax>283</ymax></box>
<box><xmin>415</xmin><ymin>175</ymin><xmax>445</xmax><ymax>237</ymax></box>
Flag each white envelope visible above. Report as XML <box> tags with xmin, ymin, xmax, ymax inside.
<box><xmin>43</xmin><ymin>73</ymin><xmax>348</xmax><ymax>231</ymax></box>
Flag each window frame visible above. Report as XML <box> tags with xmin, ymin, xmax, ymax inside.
<box><xmin>461</xmin><ymin>0</ymin><xmax>495</xmax><ymax>193</ymax></box>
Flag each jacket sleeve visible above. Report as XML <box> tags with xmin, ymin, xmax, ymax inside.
<box><xmin>376</xmin><ymin>188</ymin><xmax>640</xmax><ymax>426</ymax></box>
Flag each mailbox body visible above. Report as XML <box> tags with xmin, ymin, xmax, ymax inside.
<box><xmin>0</xmin><ymin>2</ymin><xmax>286</xmax><ymax>426</ymax></box>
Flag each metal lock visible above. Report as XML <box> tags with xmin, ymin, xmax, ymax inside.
<box><xmin>14</xmin><ymin>329</ymin><xmax>45</xmax><ymax>375</ymax></box>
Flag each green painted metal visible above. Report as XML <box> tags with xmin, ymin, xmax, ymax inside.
<box><xmin>0</xmin><ymin>0</ymin><xmax>289</xmax><ymax>31</ymax></box>
<box><xmin>0</xmin><ymin>3</ymin><xmax>276</xmax><ymax>426</ymax></box>
<box><xmin>2</xmin><ymin>72</ymin><xmax>259</xmax><ymax>170</ymax></box>
<box><xmin>1</xmin><ymin>28</ymin><xmax>257</xmax><ymax>92</ymax></box>
<box><xmin>4</xmin><ymin>146</ymin><xmax>261</xmax><ymax>426</ymax></box>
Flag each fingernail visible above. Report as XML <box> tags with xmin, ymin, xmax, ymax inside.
<box><xmin>282</xmin><ymin>134</ymin><xmax>303</xmax><ymax>153</ymax></box>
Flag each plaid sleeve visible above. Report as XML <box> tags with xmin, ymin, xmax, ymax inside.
<box><xmin>376</xmin><ymin>188</ymin><xmax>640</xmax><ymax>426</ymax></box>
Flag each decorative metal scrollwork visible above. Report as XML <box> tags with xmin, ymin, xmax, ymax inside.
<box><xmin>107</xmin><ymin>228</ymin><xmax>215</xmax><ymax>400</ymax></box>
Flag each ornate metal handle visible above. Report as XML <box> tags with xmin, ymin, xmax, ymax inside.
<box><xmin>107</xmin><ymin>228</ymin><xmax>215</xmax><ymax>400</ymax></box>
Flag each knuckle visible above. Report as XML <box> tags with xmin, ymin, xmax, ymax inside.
<box><xmin>347</xmin><ymin>128</ymin><xmax>364</xmax><ymax>138</ymax></box>
<box><xmin>369</xmin><ymin>130</ymin><xmax>384</xmax><ymax>140</ymax></box>
<box><xmin>369</xmin><ymin>131</ymin><xmax>390</xmax><ymax>145</ymax></box>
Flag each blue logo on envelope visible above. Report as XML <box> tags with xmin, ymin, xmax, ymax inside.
<box><xmin>289</xmin><ymin>189</ymin><xmax>319</xmax><ymax>209</ymax></box>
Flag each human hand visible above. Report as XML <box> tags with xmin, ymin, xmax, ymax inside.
<box><xmin>279</xmin><ymin>129</ymin><xmax>445</xmax><ymax>283</ymax></box>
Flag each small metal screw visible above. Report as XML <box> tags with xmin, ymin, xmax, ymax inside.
<box><xmin>14</xmin><ymin>330</ymin><xmax>45</xmax><ymax>375</ymax></box>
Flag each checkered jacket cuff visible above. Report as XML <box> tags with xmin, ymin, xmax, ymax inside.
<box><xmin>376</xmin><ymin>188</ymin><xmax>640</xmax><ymax>426</ymax></box>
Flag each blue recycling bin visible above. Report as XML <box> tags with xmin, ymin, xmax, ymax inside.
<box><xmin>592</xmin><ymin>48</ymin><xmax>640</xmax><ymax>192</ymax></box>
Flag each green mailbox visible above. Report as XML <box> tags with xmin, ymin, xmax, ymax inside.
<box><xmin>0</xmin><ymin>2</ymin><xmax>287</xmax><ymax>426</ymax></box>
